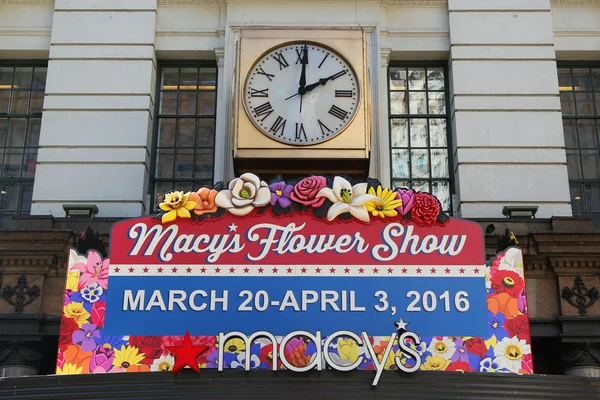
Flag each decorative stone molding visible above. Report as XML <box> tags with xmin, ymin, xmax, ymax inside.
<box><xmin>381</xmin><ymin>0</ymin><xmax>447</xmax><ymax>5</ymax></box>
<box><xmin>551</xmin><ymin>0</ymin><xmax>600</xmax><ymax>5</ymax></box>
<box><xmin>562</xmin><ymin>276</ymin><xmax>599</xmax><ymax>316</ymax></box>
<box><xmin>158</xmin><ymin>0</ymin><xmax>224</xmax><ymax>4</ymax></box>
<box><xmin>0</xmin><ymin>0</ymin><xmax>53</xmax><ymax>4</ymax></box>
<box><xmin>1</xmin><ymin>274</ymin><xmax>41</xmax><ymax>314</ymax></box>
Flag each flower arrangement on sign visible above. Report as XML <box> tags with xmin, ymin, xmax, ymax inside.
<box><xmin>153</xmin><ymin>173</ymin><xmax>448</xmax><ymax>227</ymax></box>
<box><xmin>57</xmin><ymin>247</ymin><xmax>532</xmax><ymax>375</ymax></box>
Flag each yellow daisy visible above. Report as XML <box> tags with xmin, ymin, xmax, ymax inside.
<box><xmin>159</xmin><ymin>191</ymin><xmax>196</xmax><ymax>224</ymax></box>
<box><xmin>113</xmin><ymin>345</ymin><xmax>145</xmax><ymax>369</ymax></box>
<box><xmin>366</xmin><ymin>186</ymin><xmax>403</xmax><ymax>218</ymax></box>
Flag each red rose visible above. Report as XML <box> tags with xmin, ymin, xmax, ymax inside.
<box><xmin>491</xmin><ymin>269</ymin><xmax>524</xmax><ymax>297</ymax></box>
<box><xmin>464</xmin><ymin>337</ymin><xmax>486</xmax><ymax>359</ymax></box>
<box><xmin>446</xmin><ymin>361</ymin><xmax>473</xmax><ymax>372</ymax></box>
<box><xmin>162</xmin><ymin>335</ymin><xmax>215</xmax><ymax>364</ymax></box>
<box><xmin>410</xmin><ymin>193</ymin><xmax>441</xmax><ymax>226</ymax></box>
<box><xmin>290</xmin><ymin>176</ymin><xmax>327</xmax><ymax>207</ymax></box>
<box><xmin>505</xmin><ymin>314</ymin><xmax>531</xmax><ymax>342</ymax></box>
<box><xmin>90</xmin><ymin>301</ymin><xmax>105</xmax><ymax>327</ymax></box>
<box><xmin>59</xmin><ymin>317</ymin><xmax>79</xmax><ymax>350</ymax></box>
<box><xmin>129</xmin><ymin>336</ymin><xmax>164</xmax><ymax>364</ymax></box>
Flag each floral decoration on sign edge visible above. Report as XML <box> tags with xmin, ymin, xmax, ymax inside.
<box><xmin>57</xmin><ymin>246</ymin><xmax>532</xmax><ymax>375</ymax></box>
<box><xmin>152</xmin><ymin>173</ymin><xmax>449</xmax><ymax>227</ymax></box>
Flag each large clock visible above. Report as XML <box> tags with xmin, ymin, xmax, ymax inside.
<box><xmin>243</xmin><ymin>42</ymin><xmax>360</xmax><ymax>146</ymax></box>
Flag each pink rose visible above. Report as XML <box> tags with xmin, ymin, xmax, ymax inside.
<box><xmin>290</xmin><ymin>176</ymin><xmax>327</xmax><ymax>207</ymax></box>
<box><xmin>91</xmin><ymin>301</ymin><xmax>105</xmax><ymax>327</ymax></box>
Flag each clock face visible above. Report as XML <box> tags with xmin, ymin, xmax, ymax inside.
<box><xmin>243</xmin><ymin>42</ymin><xmax>360</xmax><ymax>146</ymax></box>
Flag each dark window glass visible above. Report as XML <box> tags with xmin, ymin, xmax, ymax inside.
<box><xmin>0</xmin><ymin>64</ymin><xmax>46</xmax><ymax>214</ymax></box>
<box><xmin>151</xmin><ymin>65</ymin><xmax>217</xmax><ymax>205</ymax></box>
<box><xmin>389</xmin><ymin>66</ymin><xmax>452</xmax><ymax>213</ymax></box>
<box><xmin>559</xmin><ymin>66</ymin><xmax>600</xmax><ymax>223</ymax></box>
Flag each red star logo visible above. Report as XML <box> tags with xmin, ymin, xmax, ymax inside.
<box><xmin>172</xmin><ymin>267</ymin><xmax>178</xmax><ymax>273</ymax></box>
<box><xmin>387</xmin><ymin>268</ymin><xmax>393</xmax><ymax>274</ymax></box>
<box><xmin>157</xmin><ymin>267</ymin><xmax>164</xmax><ymax>273</ymax></box>
<box><xmin>200</xmin><ymin>267</ymin><xmax>206</xmax><ymax>273</ymax></box>
<box><xmin>459</xmin><ymin>268</ymin><xmax>465</xmax><ymax>274</ymax></box>
<box><xmin>301</xmin><ymin>267</ymin><xmax>307</xmax><ymax>273</ymax></box>
<box><xmin>229</xmin><ymin>267</ymin><xmax>235</xmax><ymax>273</ymax></box>
<box><xmin>373</xmin><ymin>268</ymin><xmax>379</xmax><ymax>274</ymax></box>
<box><xmin>287</xmin><ymin>267</ymin><xmax>293</xmax><ymax>274</ymax></box>
<box><xmin>430</xmin><ymin>268</ymin><xmax>436</xmax><ymax>274</ymax></box>
<box><xmin>445</xmin><ymin>268</ymin><xmax>451</xmax><ymax>274</ymax></box>
<box><xmin>401</xmin><ymin>268</ymin><xmax>408</xmax><ymax>274</ymax></box>
<box><xmin>114</xmin><ymin>267</ymin><xmax>120</xmax><ymax>273</ymax></box>
<box><xmin>416</xmin><ymin>268</ymin><xmax>422</xmax><ymax>274</ymax></box>
<box><xmin>358</xmin><ymin>268</ymin><xmax>364</xmax><ymax>274</ymax></box>
<box><xmin>272</xmin><ymin>267</ymin><xmax>278</xmax><ymax>273</ymax></box>
<box><xmin>215</xmin><ymin>267</ymin><xmax>221</xmax><ymax>274</ymax></box>
<box><xmin>315</xmin><ymin>267</ymin><xmax>321</xmax><ymax>273</ymax></box>
<box><xmin>186</xmin><ymin>267</ymin><xmax>192</xmax><ymax>273</ymax></box>
<box><xmin>474</xmin><ymin>268</ymin><xmax>480</xmax><ymax>274</ymax></box>
<box><xmin>143</xmin><ymin>267</ymin><xmax>149</xmax><ymax>273</ymax></box>
<box><xmin>166</xmin><ymin>331</ymin><xmax>209</xmax><ymax>374</ymax></box>
<box><xmin>344</xmin><ymin>268</ymin><xmax>350</xmax><ymax>274</ymax></box>
<box><xmin>244</xmin><ymin>267</ymin><xmax>250</xmax><ymax>274</ymax></box>
<box><xmin>128</xmin><ymin>267</ymin><xmax>134</xmax><ymax>273</ymax></box>
<box><xmin>330</xmin><ymin>267</ymin><xmax>336</xmax><ymax>273</ymax></box>
<box><xmin>258</xmin><ymin>267</ymin><xmax>264</xmax><ymax>273</ymax></box>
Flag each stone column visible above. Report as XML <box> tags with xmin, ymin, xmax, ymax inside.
<box><xmin>448</xmin><ymin>0</ymin><xmax>572</xmax><ymax>218</ymax></box>
<box><xmin>0</xmin><ymin>342</ymin><xmax>43</xmax><ymax>377</ymax></box>
<box><xmin>560</xmin><ymin>342</ymin><xmax>600</xmax><ymax>378</ymax></box>
<box><xmin>31</xmin><ymin>0</ymin><xmax>158</xmax><ymax>218</ymax></box>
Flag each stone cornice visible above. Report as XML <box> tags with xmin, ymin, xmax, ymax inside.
<box><xmin>381</xmin><ymin>0</ymin><xmax>446</xmax><ymax>5</ymax></box>
<box><xmin>158</xmin><ymin>0</ymin><xmax>224</xmax><ymax>4</ymax></box>
<box><xmin>551</xmin><ymin>0</ymin><xmax>600</xmax><ymax>5</ymax></box>
<box><xmin>0</xmin><ymin>0</ymin><xmax>54</xmax><ymax>4</ymax></box>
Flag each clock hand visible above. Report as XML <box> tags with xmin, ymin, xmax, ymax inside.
<box><xmin>299</xmin><ymin>44</ymin><xmax>307</xmax><ymax>89</ymax></box>
<box><xmin>303</xmin><ymin>70</ymin><xmax>347</xmax><ymax>94</ymax></box>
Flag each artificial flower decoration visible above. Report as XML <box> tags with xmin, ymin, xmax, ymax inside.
<box><xmin>215</xmin><ymin>173</ymin><xmax>270</xmax><ymax>216</ymax></box>
<box><xmin>366</xmin><ymin>186</ymin><xmax>403</xmax><ymax>218</ymax></box>
<box><xmin>71</xmin><ymin>250</ymin><xmax>109</xmax><ymax>290</ymax></box>
<box><xmin>159</xmin><ymin>191</ymin><xmax>196</xmax><ymax>224</ymax></box>
<box><xmin>410</xmin><ymin>192</ymin><xmax>441</xmax><ymax>226</ymax></box>
<box><xmin>316</xmin><ymin>177</ymin><xmax>382</xmax><ymax>222</ymax></box>
<box><xmin>63</xmin><ymin>301</ymin><xmax>91</xmax><ymax>328</ymax></box>
<box><xmin>57</xmin><ymin>363</ymin><xmax>83</xmax><ymax>375</ymax></box>
<box><xmin>269</xmin><ymin>181</ymin><xmax>294</xmax><ymax>208</ymax></box>
<box><xmin>394</xmin><ymin>188</ymin><xmax>416</xmax><ymax>216</ymax></box>
<box><xmin>112</xmin><ymin>345</ymin><xmax>145</xmax><ymax>371</ymax></box>
<box><xmin>290</xmin><ymin>176</ymin><xmax>327</xmax><ymax>207</ymax></box>
<box><xmin>493</xmin><ymin>336</ymin><xmax>530</xmax><ymax>373</ymax></box>
<box><xmin>72</xmin><ymin>324</ymin><xmax>101</xmax><ymax>352</ymax></box>
<box><xmin>188</xmin><ymin>187</ymin><xmax>218</xmax><ymax>216</ymax></box>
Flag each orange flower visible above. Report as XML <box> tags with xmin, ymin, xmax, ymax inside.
<box><xmin>287</xmin><ymin>342</ymin><xmax>311</xmax><ymax>367</ymax></box>
<box><xmin>64</xmin><ymin>344</ymin><xmax>92</xmax><ymax>374</ymax></box>
<box><xmin>189</xmin><ymin>187</ymin><xmax>218</xmax><ymax>216</ymax></box>
<box><xmin>374</xmin><ymin>340</ymin><xmax>391</xmax><ymax>362</ymax></box>
<box><xmin>125</xmin><ymin>364</ymin><xmax>150</xmax><ymax>373</ymax></box>
<box><xmin>488</xmin><ymin>293</ymin><xmax>520</xmax><ymax>317</ymax></box>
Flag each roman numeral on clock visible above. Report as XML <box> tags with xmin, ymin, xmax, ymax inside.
<box><xmin>250</xmin><ymin>88</ymin><xmax>269</xmax><ymax>97</ymax></box>
<box><xmin>271</xmin><ymin>52</ymin><xmax>289</xmax><ymax>70</ymax></box>
<box><xmin>295</xmin><ymin>123</ymin><xmax>307</xmax><ymax>140</ymax></box>
<box><xmin>328</xmin><ymin>105</ymin><xmax>349</xmax><ymax>120</ymax></box>
<box><xmin>256</xmin><ymin>67</ymin><xmax>275</xmax><ymax>81</ymax></box>
<box><xmin>270</xmin><ymin>116</ymin><xmax>286</xmax><ymax>135</ymax></box>
<box><xmin>296</xmin><ymin>48</ymin><xmax>308</xmax><ymax>64</ymax></box>
<box><xmin>318</xmin><ymin>119</ymin><xmax>332</xmax><ymax>135</ymax></box>
<box><xmin>335</xmin><ymin>90</ymin><xmax>353</xmax><ymax>98</ymax></box>
<box><xmin>254</xmin><ymin>102</ymin><xmax>274</xmax><ymax>121</ymax></box>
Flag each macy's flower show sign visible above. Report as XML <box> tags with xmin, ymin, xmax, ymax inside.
<box><xmin>57</xmin><ymin>174</ymin><xmax>533</xmax><ymax>385</ymax></box>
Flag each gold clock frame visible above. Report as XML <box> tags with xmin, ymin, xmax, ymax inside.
<box><xmin>241</xmin><ymin>40</ymin><xmax>362</xmax><ymax>146</ymax></box>
<box><xmin>233</xmin><ymin>27</ymin><xmax>371</xmax><ymax>163</ymax></box>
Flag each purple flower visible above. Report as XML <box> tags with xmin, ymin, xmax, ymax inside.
<box><xmin>450</xmin><ymin>339</ymin><xmax>469</xmax><ymax>363</ymax></box>
<box><xmin>517</xmin><ymin>288</ymin><xmax>527</xmax><ymax>313</ymax></box>
<box><xmin>269</xmin><ymin>181</ymin><xmax>294</xmax><ymax>208</ymax></box>
<box><xmin>72</xmin><ymin>323</ymin><xmax>101</xmax><ymax>352</ymax></box>
<box><xmin>90</xmin><ymin>346</ymin><xmax>114</xmax><ymax>373</ymax></box>
<box><xmin>395</xmin><ymin>188</ymin><xmax>416</xmax><ymax>216</ymax></box>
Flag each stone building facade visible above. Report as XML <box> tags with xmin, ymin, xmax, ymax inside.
<box><xmin>0</xmin><ymin>0</ymin><xmax>599</xmax><ymax>384</ymax></box>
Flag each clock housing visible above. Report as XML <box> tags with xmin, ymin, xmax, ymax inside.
<box><xmin>233</xmin><ymin>28</ymin><xmax>370</xmax><ymax>177</ymax></box>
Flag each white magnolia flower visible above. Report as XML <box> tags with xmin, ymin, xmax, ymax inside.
<box><xmin>493</xmin><ymin>336</ymin><xmax>530</xmax><ymax>373</ymax></box>
<box><xmin>151</xmin><ymin>354</ymin><xmax>175</xmax><ymax>372</ymax></box>
<box><xmin>316</xmin><ymin>177</ymin><xmax>382</xmax><ymax>222</ymax></box>
<box><xmin>498</xmin><ymin>248</ymin><xmax>524</xmax><ymax>273</ymax></box>
<box><xmin>68</xmin><ymin>249</ymin><xmax>87</xmax><ymax>271</ymax></box>
<box><xmin>215</xmin><ymin>173</ymin><xmax>270</xmax><ymax>216</ymax></box>
<box><xmin>426</xmin><ymin>337</ymin><xmax>456</xmax><ymax>360</ymax></box>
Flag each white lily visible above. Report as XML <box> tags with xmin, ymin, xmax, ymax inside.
<box><xmin>316</xmin><ymin>176</ymin><xmax>382</xmax><ymax>222</ymax></box>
